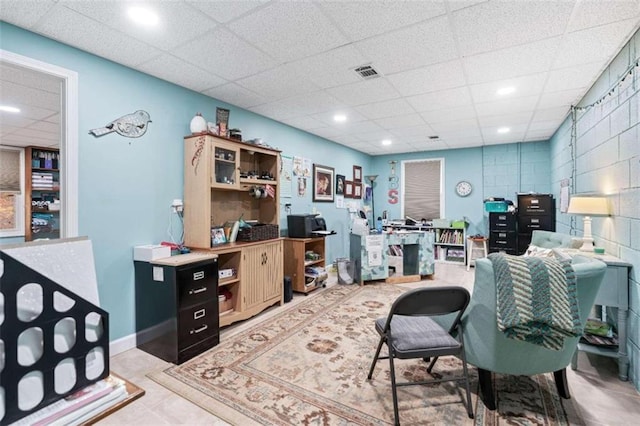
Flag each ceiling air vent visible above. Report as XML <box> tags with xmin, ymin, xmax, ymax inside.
<box><xmin>354</xmin><ymin>65</ymin><xmax>380</xmax><ymax>80</ymax></box>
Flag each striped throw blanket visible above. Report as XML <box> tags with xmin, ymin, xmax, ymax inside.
<box><xmin>489</xmin><ymin>252</ymin><xmax>582</xmax><ymax>350</ymax></box>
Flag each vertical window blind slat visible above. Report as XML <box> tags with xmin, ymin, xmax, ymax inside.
<box><xmin>404</xmin><ymin>160</ymin><xmax>441</xmax><ymax>220</ymax></box>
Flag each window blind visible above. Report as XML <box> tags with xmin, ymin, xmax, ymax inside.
<box><xmin>0</xmin><ymin>148</ymin><xmax>21</xmax><ymax>193</ymax></box>
<box><xmin>403</xmin><ymin>159</ymin><xmax>441</xmax><ymax>220</ymax></box>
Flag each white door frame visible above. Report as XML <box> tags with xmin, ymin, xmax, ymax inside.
<box><xmin>0</xmin><ymin>49</ymin><xmax>78</xmax><ymax>238</ymax></box>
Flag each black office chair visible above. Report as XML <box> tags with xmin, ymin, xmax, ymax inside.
<box><xmin>367</xmin><ymin>286</ymin><xmax>474</xmax><ymax>425</ymax></box>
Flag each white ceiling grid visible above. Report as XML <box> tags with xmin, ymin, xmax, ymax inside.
<box><xmin>0</xmin><ymin>0</ymin><xmax>639</xmax><ymax>154</ymax></box>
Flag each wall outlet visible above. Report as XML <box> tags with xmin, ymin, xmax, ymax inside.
<box><xmin>171</xmin><ymin>199</ymin><xmax>183</xmax><ymax>213</ymax></box>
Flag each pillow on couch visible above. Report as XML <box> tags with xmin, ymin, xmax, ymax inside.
<box><xmin>524</xmin><ymin>244</ymin><xmax>554</xmax><ymax>257</ymax></box>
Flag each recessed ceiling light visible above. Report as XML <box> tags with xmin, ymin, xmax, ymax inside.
<box><xmin>128</xmin><ymin>6</ymin><xmax>159</xmax><ymax>26</ymax></box>
<box><xmin>496</xmin><ymin>86</ymin><xmax>515</xmax><ymax>96</ymax></box>
<box><xmin>333</xmin><ymin>114</ymin><xmax>347</xmax><ymax>123</ymax></box>
<box><xmin>382</xmin><ymin>139</ymin><xmax>392</xmax><ymax>146</ymax></box>
<box><xmin>0</xmin><ymin>105</ymin><xmax>20</xmax><ymax>113</ymax></box>
<box><xmin>497</xmin><ymin>127</ymin><xmax>510</xmax><ymax>134</ymax></box>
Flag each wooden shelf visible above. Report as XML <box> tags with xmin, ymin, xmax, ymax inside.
<box><xmin>284</xmin><ymin>237</ymin><xmax>326</xmax><ymax>294</ymax></box>
<box><xmin>218</xmin><ymin>276</ymin><xmax>239</xmax><ymax>287</ymax></box>
<box><xmin>304</xmin><ymin>258</ymin><xmax>325</xmax><ymax>267</ymax></box>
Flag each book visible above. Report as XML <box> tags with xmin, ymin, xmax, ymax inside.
<box><xmin>229</xmin><ymin>220</ymin><xmax>240</xmax><ymax>242</ymax></box>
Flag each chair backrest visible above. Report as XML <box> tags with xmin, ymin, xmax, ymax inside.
<box><xmin>387</xmin><ymin>287</ymin><xmax>470</xmax><ymax>332</ymax></box>
<box><xmin>530</xmin><ymin>230</ymin><xmax>582</xmax><ymax>249</ymax></box>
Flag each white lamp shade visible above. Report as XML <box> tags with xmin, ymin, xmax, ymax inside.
<box><xmin>567</xmin><ymin>196</ymin><xmax>609</xmax><ymax>216</ymax></box>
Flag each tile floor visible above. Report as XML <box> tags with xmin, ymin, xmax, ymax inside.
<box><xmin>101</xmin><ymin>263</ymin><xmax>639</xmax><ymax>425</ymax></box>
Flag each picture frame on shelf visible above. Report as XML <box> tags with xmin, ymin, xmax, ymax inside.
<box><xmin>353</xmin><ymin>165</ymin><xmax>362</xmax><ymax>182</ymax></box>
<box><xmin>345</xmin><ymin>180</ymin><xmax>354</xmax><ymax>198</ymax></box>
<box><xmin>354</xmin><ymin>183</ymin><xmax>362</xmax><ymax>199</ymax></box>
<box><xmin>313</xmin><ymin>164</ymin><xmax>335</xmax><ymax>202</ymax></box>
<box><xmin>335</xmin><ymin>174</ymin><xmax>345</xmax><ymax>195</ymax></box>
<box><xmin>211</xmin><ymin>226</ymin><xmax>227</xmax><ymax>245</ymax></box>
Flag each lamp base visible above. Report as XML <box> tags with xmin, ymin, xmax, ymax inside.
<box><xmin>578</xmin><ymin>238</ymin><xmax>595</xmax><ymax>252</ymax></box>
<box><xmin>579</xmin><ymin>215</ymin><xmax>595</xmax><ymax>252</ymax></box>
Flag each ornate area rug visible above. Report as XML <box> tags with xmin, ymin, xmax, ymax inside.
<box><xmin>149</xmin><ymin>285</ymin><xmax>579</xmax><ymax>425</ymax></box>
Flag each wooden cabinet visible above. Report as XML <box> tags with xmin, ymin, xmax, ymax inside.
<box><xmin>134</xmin><ymin>253</ymin><xmax>219</xmax><ymax>365</ymax></box>
<box><xmin>183</xmin><ymin>133</ymin><xmax>283</xmax><ymax>328</ymax></box>
<box><xmin>24</xmin><ymin>146</ymin><xmax>61</xmax><ymax>241</ymax></box>
<box><xmin>283</xmin><ymin>237</ymin><xmax>326</xmax><ymax>294</ymax></box>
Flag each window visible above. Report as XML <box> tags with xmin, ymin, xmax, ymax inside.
<box><xmin>402</xmin><ymin>159</ymin><xmax>443</xmax><ymax>221</ymax></box>
<box><xmin>0</xmin><ymin>146</ymin><xmax>25</xmax><ymax>237</ymax></box>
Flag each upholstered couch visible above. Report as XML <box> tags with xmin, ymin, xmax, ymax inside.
<box><xmin>529</xmin><ymin>229</ymin><xmax>582</xmax><ymax>249</ymax></box>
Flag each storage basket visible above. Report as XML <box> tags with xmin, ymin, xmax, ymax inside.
<box><xmin>484</xmin><ymin>201</ymin><xmax>508</xmax><ymax>213</ymax></box>
<box><xmin>451</xmin><ymin>219</ymin><xmax>467</xmax><ymax>229</ymax></box>
<box><xmin>236</xmin><ymin>223</ymin><xmax>279</xmax><ymax>242</ymax></box>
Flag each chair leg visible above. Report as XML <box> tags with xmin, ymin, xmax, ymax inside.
<box><xmin>478</xmin><ymin>368</ymin><xmax>496</xmax><ymax>410</ymax></box>
<box><xmin>388</xmin><ymin>353</ymin><xmax>401</xmax><ymax>426</ymax></box>
<box><xmin>554</xmin><ymin>368</ymin><xmax>571</xmax><ymax>399</ymax></box>
<box><xmin>367</xmin><ymin>335</ymin><xmax>386</xmax><ymax>379</ymax></box>
<box><xmin>460</xmin><ymin>350</ymin><xmax>474</xmax><ymax>419</ymax></box>
<box><xmin>426</xmin><ymin>356</ymin><xmax>439</xmax><ymax>373</ymax></box>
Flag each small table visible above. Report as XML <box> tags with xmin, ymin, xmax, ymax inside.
<box><xmin>466</xmin><ymin>237</ymin><xmax>488</xmax><ymax>271</ymax></box>
<box><xmin>561</xmin><ymin>249</ymin><xmax>632</xmax><ymax>381</ymax></box>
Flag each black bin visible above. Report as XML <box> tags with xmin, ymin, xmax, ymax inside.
<box><xmin>284</xmin><ymin>276</ymin><xmax>293</xmax><ymax>303</ymax></box>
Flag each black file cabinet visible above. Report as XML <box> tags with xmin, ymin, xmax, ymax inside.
<box><xmin>517</xmin><ymin>194</ymin><xmax>555</xmax><ymax>254</ymax></box>
<box><xmin>134</xmin><ymin>253</ymin><xmax>219</xmax><ymax>364</ymax></box>
<box><xmin>488</xmin><ymin>212</ymin><xmax>518</xmax><ymax>254</ymax></box>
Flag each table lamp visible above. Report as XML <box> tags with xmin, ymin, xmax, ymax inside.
<box><xmin>567</xmin><ymin>196</ymin><xmax>610</xmax><ymax>252</ymax></box>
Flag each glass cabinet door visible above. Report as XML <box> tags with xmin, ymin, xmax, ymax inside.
<box><xmin>212</xmin><ymin>143</ymin><xmax>239</xmax><ymax>189</ymax></box>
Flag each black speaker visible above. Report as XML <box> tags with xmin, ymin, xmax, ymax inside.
<box><xmin>284</xmin><ymin>276</ymin><xmax>293</xmax><ymax>303</ymax></box>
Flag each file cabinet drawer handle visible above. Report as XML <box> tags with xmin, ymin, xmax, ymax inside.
<box><xmin>194</xmin><ymin>308</ymin><xmax>206</xmax><ymax>319</ymax></box>
<box><xmin>190</xmin><ymin>324</ymin><xmax>208</xmax><ymax>334</ymax></box>
<box><xmin>193</xmin><ymin>271</ymin><xmax>205</xmax><ymax>280</ymax></box>
<box><xmin>189</xmin><ymin>287</ymin><xmax>207</xmax><ymax>295</ymax></box>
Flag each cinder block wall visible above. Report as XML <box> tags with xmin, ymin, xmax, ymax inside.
<box><xmin>550</xmin><ymin>29</ymin><xmax>640</xmax><ymax>391</ymax></box>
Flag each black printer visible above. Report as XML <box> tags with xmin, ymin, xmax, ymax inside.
<box><xmin>287</xmin><ymin>214</ymin><xmax>327</xmax><ymax>238</ymax></box>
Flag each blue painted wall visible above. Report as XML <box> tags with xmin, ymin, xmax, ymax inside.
<box><xmin>549</xmin><ymin>28</ymin><xmax>640</xmax><ymax>391</ymax></box>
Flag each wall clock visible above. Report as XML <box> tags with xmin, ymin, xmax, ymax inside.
<box><xmin>455</xmin><ymin>181</ymin><xmax>472</xmax><ymax>197</ymax></box>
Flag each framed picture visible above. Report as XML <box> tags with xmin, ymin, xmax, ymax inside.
<box><xmin>353</xmin><ymin>165</ymin><xmax>362</xmax><ymax>182</ymax></box>
<box><xmin>335</xmin><ymin>174</ymin><xmax>345</xmax><ymax>195</ymax></box>
<box><xmin>211</xmin><ymin>226</ymin><xmax>227</xmax><ymax>245</ymax></box>
<box><xmin>313</xmin><ymin>164</ymin><xmax>335</xmax><ymax>202</ymax></box>
<box><xmin>354</xmin><ymin>183</ymin><xmax>362</xmax><ymax>199</ymax></box>
<box><xmin>345</xmin><ymin>180</ymin><xmax>354</xmax><ymax>198</ymax></box>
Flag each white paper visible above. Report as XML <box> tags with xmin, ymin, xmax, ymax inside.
<box><xmin>335</xmin><ymin>195</ymin><xmax>344</xmax><ymax>208</ymax></box>
<box><xmin>365</xmin><ymin>234</ymin><xmax>384</xmax><ymax>250</ymax></box>
<box><xmin>280</xmin><ymin>156</ymin><xmax>293</xmax><ymax>198</ymax></box>
<box><xmin>368</xmin><ymin>249</ymin><xmax>382</xmax><ymax>267</ymax></box>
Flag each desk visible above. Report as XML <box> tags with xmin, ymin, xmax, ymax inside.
<box><xmin>349</xmin><ymin>231</ymin><xmax>435</xmax><ymax>284</ymax></box>
<box><xmin>563</xmin><ymin>250</ymin><xmax>632</xmax><ymax>381</ymax></box>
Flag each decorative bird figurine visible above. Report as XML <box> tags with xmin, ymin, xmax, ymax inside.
<box><xmin>89</xmin><ymin>110</ymin><xmax>152</xmax><ymax>138</ymax></box>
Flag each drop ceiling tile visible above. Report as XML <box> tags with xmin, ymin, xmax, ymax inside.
<box><xmin>431</xmin><ymin>120</ymin><xmax>482</xmax><ymax>139</ymax></box>
<box><xmin>203</xmin><ymin>83</ymin><xmax>267</xmax><ymax>109</ymax></box>
<box><xmin>186</xmin><ymin>0</ymin><xmax>268</xmax><ymax>24</ymax></box>
<box><xmin>248</xmin><ymin>101</ymin><xmax>300</xmax><ymax>121</ymax></box>
<box><xmin>477</xmin><ymin>112</ymin><xmax>533</xmax><ymax>128</ymax></box>
<box><xmin>334</xmin><ymin>120</ymin><xmax>385</xmax><ymax>135</ymax></box>
<box><xmin>280</xmin><ymin>116</ymin><xmax>326</xmax><ymax>131</ymax></box>
<box><xmin>420</xmin><ymin>105</ymin><xmax>477</xmax><ymax>124</ymax></box>
<box><xmin>311</xmin><ymin>127</ymin><xmax>343</xmax><ymax>139</ymax></box>
<box><xmin>464</xmin><ymin>37</ymin><xmax>562</xmax><ymax>85</ymax></box>
<box><xmin>482</xmin><ymin>132</ymin><xmax>526</xmax><ymax>145</ymax></box>
<box><xmin>447</xmin><ymin>0</ymin><xmax>488</xmax><ymax>13</ymax></box>
<box><xmin>445</xmin><ymin>137</ymin><xmax>483</xmax><ymax>149</ymax></box>
<box><xmin>236</xmin><ymin>66</ymin><xmax>319</xmax><ymax>100</ymax></box>
<box><xmin>227</xmin><ymin>2</ymin><xmax>347</xmax><ymax>62</ymax></box>
<box><xmin>354</xmin><ymin>98</ymin><xmax>416</xmax><ymax>120</ymax></box>
<box><xmin>527</xmin><ymin>119</ymin><xmax>564</xmax><ymax>133</ymax></box>
<box><xmin>374</xmin><ymin>113</ymin><xmax>426</xmax><ymax>130</ymax></box>
<box><xmin>172</xmin><ymin>29</ymin><xmax>275</xmax><ymax>80</ymax></box>
<box><xmin>330</xmin><ymin>134</ymin><xmax>365</xmax><ymax>145</ymax></box>
<box><xmin>4</xmin><ymin>103</ymin><xmax>58</xmax><ymax>122</ymax></box>
<box><xmin>475</xmin><ymin>95</ymin><xmax>539</xmax><ymax>118</ymax></box>
<box><xmin>452</xmin><ymin>1</ymin><xmax>573</xmax><ymax>56</ymax></box>
<box><xmin>357</xmin><ymin>129</ymin><xmax>396</xmax><ymax>143</ymax></box>
<box><xmin>554</xmin><ymin>19</ymin><xmax>640</xmax><ymax>68</ymax></box>
<box><xmin>27</xmin><ymin>120</ymin><xmax>59</xmax><ymax>134</ymax></box>
<box><xmin>354</xmin><ymin>16</ymin><xmax>458</xmax><ymax>75</ymax></box>
<box><xmin>278</xmin><ymin>91</ymin><xmax>345</xmax><ymax>115</ymax></box>
<box><xmin>523</xmin><ymin>132</ymin><xmax>554</xmax><ymax>142</ymax></box>
<box><xmin>44</xmin><ymin>113</ymin><xmax>60</xmax><ymax>124</ymax></box>
<box><xmin>34</xmin><ymin>5</ymin><xmax>161</xmax><ymax>67</ymax></box>
<box><xmin>138</xmin><ymin>54</ymin><xmax>227</xmax><ymax>92</ymax></box>
<box><xmin>544</xmin><ymin>62</ymin><xmax>604</xmax><ymax>93</ymax></box>
<box><xmin>390</xmin><ymin>125</ymin><xmax>436</xmax><ymax>139</ymax></box>
<box><xmin>387</xmin><ymin>60</ymin><xmax>466</xmax><ymax>97</ymax></box>
<box><xmin>568</xmin><ymin>0</ymin><xmax>640</xmax><ymax>32</ymax></box>
<box><xmin>411</xmin><ymin>140</ymin><xmax>449</xmax><ymax>151</ymax></box>
<box><xmin>482</xmin><ymin>123</ymin><xmax>527</xmax><ymax>141</ymax></box>
<box><xmin>0</xmin><ymin>125</ymin><xmax>21</xmax><ymax>136</ymax></box>
<box><xmin>285</xmin><ymin>45</ymin><xmax>369</xmax><ymax>89</ymax></box>
<box><xmin>538</xmin><ymin>88</ymin><xmax>584</xmax><ymax>109</ymax></box>
<box><xmin>18</xmin><ymin>127</ymin><xmax>59</xmax><ymax>141</ymax></box>
<box><xmin>318</xmin><ymin>1</ymin><xmax>445</xmax><ymax>41</ymax></box>
<box><xmin>0</xmin><ymin>63</ymin><xmax>61</xmax><ymax>93</ymax></box>
<box><xmin>469</xmin><ymin>73</ymin><xmax>547</xmax><ymax>104</ymax></box>
<box><xmin>310</xmin><ymin>109</ymin><xmax>367</xmax><ymax>126</ymax></box>
<box><xmin>61</xmin><ymin>1</ymin><xmax>217</xmax><ymax>50</ymax></box>
<box><xmin>327</xmin><ymin>78</ymin><xmax>400</xmax><ymax>106</ymax></box>
<box><xmin>0</xmin><ymin>0</ymin><xmax>57</xmax><ymax>28</ymax></box>
<box><xmin>531</xmin><ymin>106</ymin><xmax>571</xmax><ymax>123</ymax></box>
<box><xmin>406</xmin><ymin>87</ymin><xmax>473</xmax><ymax>113</ymax></box>
<box><xmin>1</xmin><ymin>81</ymin><xmax>59</xmax><ymax>111</ymax></box>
